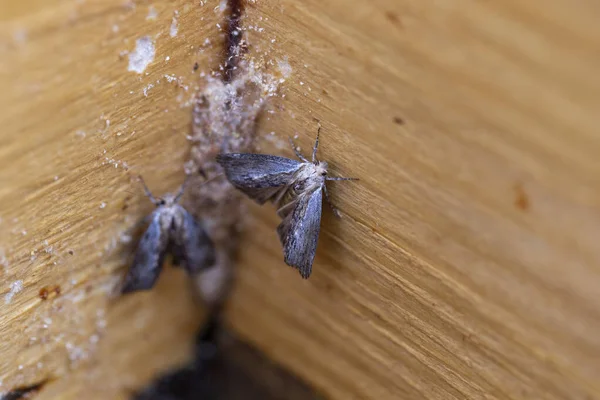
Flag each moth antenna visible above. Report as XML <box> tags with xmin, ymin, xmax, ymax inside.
<box><xmin>138</xmin><ymin>175</ymin><xmax>160</xmax><ymax>205</ymax></box>
<box><xmin>288</xmin><ymin>136</ymin><xmax>309</xmax><ymax>163</ymax></box>
<box><xmin>201</xmin><ymin>172</ymin><xmax>225</xmax><ymax>186</ymax></box>
<box><xmin>326</xmin><ymin>177</ymin><xmax>359</xmax><ymax>181</ymax></box>
<box><xmin>323</xmin><ymin>184</ymin><xmax>342</xmax><ymax>218</ymax></box>
<box><xmin>174</xmin><ymin>174</ymin><xmax>192</xmax><ymax>203</ymax></box>
<box><xmin>312</xmin><ymin>122</ymin><xmax>321</xmax><ymax>163</ymax></box>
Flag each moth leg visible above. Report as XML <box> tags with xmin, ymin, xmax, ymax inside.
<box><xmin>322</xmin><ymin>184</ymin><xmax>342</xmax><ymax>218</ymax></box>
<box><xmin>312</xmin><ymin>122</ymin><xmax>321</xmax><ymax>163</ymax></box>
<box><xmin>138</xmin><ymin>175</ymin><xmax>160</xmax><ymax>205</ymax></box>
<box><xmin>276</xmin><ymin>200</ymin><xmax>296</xmax><ymax>219</ymax></box>
<box><xmin>272</xmin><ymin>185</ymin><xmax>291</xmax><ymax>208</ymax></box>
<box><xmin>326</xmin><ymin>177</ymin><xmax>359</xmax><ymax>181</ymax></box>
<box><xmin>288</xmin><ymin>137</ymin><xmax>309</xmax><ymax>163</ymax></box>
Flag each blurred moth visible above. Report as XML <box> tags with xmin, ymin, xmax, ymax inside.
<box><xmin>121</xmin><ymin>176</ymin><xmax>216</xmax><ymax>294</ymax></box>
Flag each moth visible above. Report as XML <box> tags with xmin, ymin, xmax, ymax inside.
<box><xmin>216</xmin><ymin>125</ymin><xmax>357</xmax><ymax>278</ymax></box>
<box><xmin>121</xmin><ymin>176</ymin><xmax>216</xmax><ymax>294</ymax></box>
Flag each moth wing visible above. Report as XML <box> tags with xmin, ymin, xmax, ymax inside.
<box><xmin>172</xmin><ymin>206</ymin><xmax>216</xmax><ymax>274</ymax></box>
<box><xmin>233</xmin><ymin>186</ymin><xmax>286</xmax><ymax>205</ymax></box>
<box><xmin>276</xmin><ymin>188</ymin><xmax>323</xmax><ymax>279</ymax></box>
<box><xmin>216</xmin><ymin>153</ymin><xmax>301</xmax><ymax>204</ymax></box>
<box><xmin>122</xmin><ymin>212</ymin><xmax>169</xmax><ymax>293</ymax></box>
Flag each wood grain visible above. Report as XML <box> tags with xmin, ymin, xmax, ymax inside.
<box><xmin>0</xmin><ymin>0</ymin><xmax>221</xmax><ymax>398</ymax></box>
<box><xmin>1</xmin><ymin>0</ymin><xmax>600</xmax><ymax>399</ymax></box>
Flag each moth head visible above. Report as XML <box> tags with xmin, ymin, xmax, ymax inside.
<box><xmin>159</xmin><ymin>194</ymin><xmax>177</xmax><ymax>207</ymax></box>
<box><xmin>315</xmin><ymin>161</ymin><xmax>329</xmax><ymax>176</ymax></box>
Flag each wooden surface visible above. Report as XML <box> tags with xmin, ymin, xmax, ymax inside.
<box><xmin>1</xmin><ymin>0</ymin><xmax>600</xmax><ymax>399</ymax></box>
<box><xmin>0</xmin><ymin>0</ymin><xmax>221</xmax><ymax>397</ymax></box>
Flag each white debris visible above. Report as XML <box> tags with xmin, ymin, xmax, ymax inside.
<box><xmin>42</xmin><ymin>316</ymin><xmax>52</xmax><ymax>329</ymax></box>
<box><xmin>128</xmin><ymin>36</ymin><xmax>155</xmax><ymax>74</ymax></box>
<box><xmin>99</xmin><ymin>202</ymin><xmax>106</xmax><ymax>209</ymax></box>
<box><xmin>277</xmin><ymin>57</ymin><xmax>292</xmax><ymax>79</ymax></box>
<box><xmin>146</xmin><ymin>5</ymin><xmax>158</xmax><ymax>20</ymax></box>
<box><xmin>170</xmin><ymin>14</ymin><xmax>179</xmax><ymax>37</ymax></box>
<box><xmin>143</xmin><ymin>83</ymin><xmax>154</xmax><ymax>97</ymax></box>
<box><xmin>96</xmin><ymin>309</ymin><xmax>107</xmax><ymax>330</ymax></box>
<box><xmin>5</xmin><ymin>280</ymin><xmax>23</xmax><ymax>304</ymax></box>
<box><xmin>66</xmin><ymin>342</ymin><xmax>87</xmax><ymax>363</ymax></box>
<box><xmin>0</xmin><ymin>249</ymin><xmax>8</xmax><ymax>271</ymax></box>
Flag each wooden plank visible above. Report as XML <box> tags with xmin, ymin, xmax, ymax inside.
<box><xmin>0</xmin><ymin>1</ymin><xmax>221</xmax><ymax>398</ymax></box>
<box><xmin>226</xmin><ymin>1</ymin><xmax>600</xmax><ymax>399</ymax></box>
<box><xmin>1</xmin><ymin>0</ymin><xmax>600</xmax><ymax>399</ymax></box>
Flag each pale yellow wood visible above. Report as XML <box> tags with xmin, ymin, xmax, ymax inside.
<box><xmin>1</xmin><ymin>0</ymin><xmax>600</xmax><ymax>399</ymax></box>
<box><xmin>0</xmin><ymin>0</ymin><xmax>220</xmax><ymax>398</ymax></box>
<box><xmin>228</xmin><ymin>1</ymin><xmax>600</xmax><ymax>399</ymax></box>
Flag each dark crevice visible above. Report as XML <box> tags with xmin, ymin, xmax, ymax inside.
<box><xmin>1</xmin><ymin>380</ymin><xmax>49</xmax><ymax>400</ymax></box>
<box><xmin>130</xmin><ymin>0</ymin><xmax>322</xmax><ymax>398</ymax></box>
<box><xmin>223</xmin><ymin>0</ymin><xmax>245</xmax><ymax>83</ymax></box>
<box><xmin>130</xmin><ymin>312</ymin><xmax>323</xmax><ymax>400</ymax></box>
